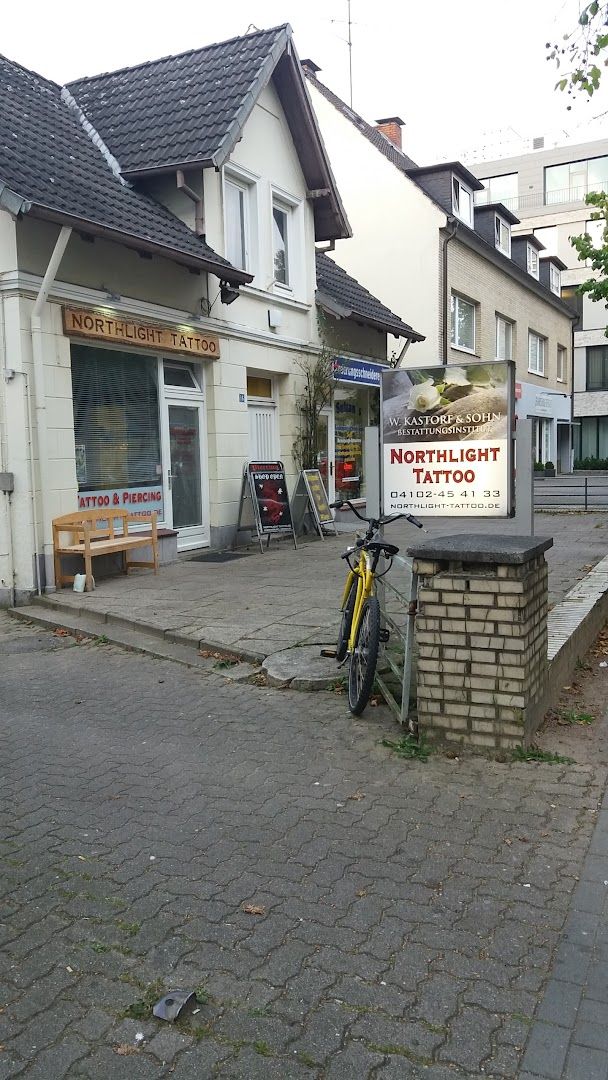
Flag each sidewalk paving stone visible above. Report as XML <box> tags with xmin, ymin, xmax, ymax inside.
<box><xmin>2</xmin><ymin>609</ymin><xmax>608</xmax><ymax>1077</ymax></box>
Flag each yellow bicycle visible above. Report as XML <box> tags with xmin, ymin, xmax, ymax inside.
<box><xmin>331</xmin><ymin>500</ymin><xmax>423</xmax><ymax>715</ymax></box>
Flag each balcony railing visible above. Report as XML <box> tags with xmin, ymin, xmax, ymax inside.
<box><xmin>474</xmin><ymin>181</ymin><xmax>608</xmax><ymax>214</ymax></box>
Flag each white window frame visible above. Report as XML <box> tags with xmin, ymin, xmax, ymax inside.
<box><xmin>451</xmin><ymin>293</ymin><xmax>476</xmax><ymax>353</ymax></box>
<box><xmin>528</xmin><ymin>331</ymin><xmax>546</xmax><ymax>376</ymax></box>
<box><xmin>452</xmin><ymin>175</ymin><xmax>473</xmax><ymax>226</ymax></box>
<box><xmin>270</xmin><ymin>187</ymin><xmax>302</xmax><ymax>297</ymax></box>
<box><xmin>527</xmin><ymin>243</ymin><xmax>539</xmax><ymax>279</ymax></box>
<box><xmin>223</xmin><ymin>165</ymin><xmax>259</xmax><ymax>277</ymax></box>
<box><xmin>495</xmin><ymin>215</ymin><xmax>511</xmax><ymax>256</ymax></box>
<box><xmin>495</xmin><ymin>315</ymin><xmax>513</xmax><ymax>361</ymax></box>
<box><xmin>557</xmin><ymin>344</ymin><xmax>566</xmax><ymax>383</ymax></box>
<box><xmin>549</xmin><ymin>263</ymin><xmax>561</xmax><ymax>296</ymax></box>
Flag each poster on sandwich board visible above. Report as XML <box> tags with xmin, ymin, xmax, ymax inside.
<box><xmin>382</xmin><ymin>361</ymin><xmax>514</xmax><ymax>517</ymax></box>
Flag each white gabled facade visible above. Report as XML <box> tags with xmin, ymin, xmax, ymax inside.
<box><xmin>0</xmin><ymin>44</ymin><xmax>421</xmax><ymax>604</ymax></box>
<box><xmin>306</xmin><ymin>84</ymin><xmax>445</xmax><ymax>363</ymax></box>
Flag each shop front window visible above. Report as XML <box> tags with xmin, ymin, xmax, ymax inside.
<box><xmin>334</xmin><ymin>387</ymin><xmax>368</xmax><ymax>500</ymax></box>
<box><xmin>71</xmin><ymin>344</ymin><xmax>163</xmax><ymax>516</ymax></box>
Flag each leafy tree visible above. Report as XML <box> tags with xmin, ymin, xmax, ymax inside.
<box><xmin>571</xmin><ymin>190</ymin><xmax>608</xmax><ymax>333</ymax></box>
<box><xmin>547</xmin><ymin>1</ymin><xmax>608</xmax><ymax>103</ymax></box>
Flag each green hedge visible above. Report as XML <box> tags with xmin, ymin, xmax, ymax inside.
<box><xmin>574</xmin><ymin>458</ymin><xmax>608</xmax><ymax>470</ymax></box>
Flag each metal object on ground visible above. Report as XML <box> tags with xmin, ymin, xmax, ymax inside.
<box><xmin>153</xmin><ymin>989</ymin><xmax>196</xmax><ymax>1022</ymax></box>
<box><xmin>375</xmin><ymin>554</ymin><xmax>418</xmax><ymax>728</ymax></box>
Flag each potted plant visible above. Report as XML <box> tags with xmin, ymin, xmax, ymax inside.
<box><xmin>544</xmin><ymin>460</ymin><xmax>556</xmax><ymax>478</ymax></box>
<box><xmin>534</xmin><ymin>460</ymin><xmax>545</xmax><ymax>479</ymax></box>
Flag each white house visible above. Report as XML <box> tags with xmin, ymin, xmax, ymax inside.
<box><xmin>0</xmin><ymin>26</ymin><xmax>422</xmax><ymax>603</ymax></box>
<box><xmin>304</xmin><ymin>63</ymin><xmax>575</xmax><ymax>472</ymax></box>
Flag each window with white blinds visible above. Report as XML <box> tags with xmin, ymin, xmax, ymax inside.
<box><xmin>71</xmin><ymin>345</ymin><xmax>161</xmax><ymax>490</ymax></box>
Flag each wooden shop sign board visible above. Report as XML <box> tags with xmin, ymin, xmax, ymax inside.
<box><xmin>63</xmin><ymin>307</ymin><xmax>220</xmax><ymax>359</ymax></box>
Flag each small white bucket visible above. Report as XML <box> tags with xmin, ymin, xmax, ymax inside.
<box><xmin>73</xmin><ymin>573</ymin><xmax>86</xmax><ymax>593</ymax></box>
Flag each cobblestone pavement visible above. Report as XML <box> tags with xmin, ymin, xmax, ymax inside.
<box><xmin>1</xmin><ymin>611</ymin><xmax>607</xmax><ymax>1078</ymax></box>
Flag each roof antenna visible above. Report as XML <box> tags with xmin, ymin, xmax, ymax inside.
<box><xmin>330</xmin><ymin>2</ymin><xmax>354</xmax><ymax>107</ymax></box>
<box><xmin>347</xmin><ymin>0</ymin><xmax>353</xmax><ymax>108</ymax></box>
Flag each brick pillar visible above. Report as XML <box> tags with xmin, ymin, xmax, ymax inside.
<box><xmin>407</xmin><ymin>535</ymin><xmax>553</xmax><ymax>751</ymax></box>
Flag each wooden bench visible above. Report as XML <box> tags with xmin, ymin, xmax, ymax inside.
<box><xmin>52</xmin><ymin>509</ymin><xmax>159</xmax><ymax>592</ymax></box>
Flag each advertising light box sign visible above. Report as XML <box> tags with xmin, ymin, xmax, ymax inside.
<box><xmin>382</xmin><ymin>362</ymin><xmax>513</xmax><ymax>517</ymax></box>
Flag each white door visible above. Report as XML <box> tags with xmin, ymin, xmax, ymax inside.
<box><xmin>248</xmin><ymin>403</ymin><xmax>277</xmax><ymax>460</ymax></box>
<box><xmin>162</xmin><ymin>362</ymin><xmax>209</xmax><ymax>550</ymax></box>
<box><xmin>317</xmin><ymin>407</ymin><xmax>335</xmax><ymax>503</ymax></box>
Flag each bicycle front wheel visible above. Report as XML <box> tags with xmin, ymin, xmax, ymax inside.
<box><xmin>336</xmin><ymin>579</ymin><xmax>357</xmax><ymax>662</ymax></box>
<box><xmin>348</xmin><ymin>597</ymin><xmax>381</xmax><ymax>715</ymax></box>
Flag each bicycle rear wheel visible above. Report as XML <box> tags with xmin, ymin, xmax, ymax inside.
<box><xmin>336</xmin><ymin>579</ymin><xmax>357</xmax><ymax>662</ymax></box>
<box><xmin>348</xmin><ymin>596</ymin><xmax>381</xmax><ymax>715</ymax></box>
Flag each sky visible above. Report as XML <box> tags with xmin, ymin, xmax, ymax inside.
<box><xmin>3</xmin><ymin>0</ymin><xmax>607</xmax><ymax>164</ymax></box>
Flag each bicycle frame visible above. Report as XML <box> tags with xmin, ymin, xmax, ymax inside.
<box><xmin>341</xmin><ymin>548</ymin><xmax>375</xmax><ymax>654</ymax></box>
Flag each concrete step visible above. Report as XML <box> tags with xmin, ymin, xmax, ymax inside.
<box><xmin>17</xmin><ymin>594</ymin><xmax>265</xmax><ymax>665</ymax></box>
<box><xmin>7</xmin><ymin>604</ymin><xmax>259</xmax><ymax>678</ymax></box>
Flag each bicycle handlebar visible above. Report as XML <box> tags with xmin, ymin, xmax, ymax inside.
<box><xmin>330</xmin><ymin>499</ymin><xmax>424</xmax><ymax>531</ymax></box>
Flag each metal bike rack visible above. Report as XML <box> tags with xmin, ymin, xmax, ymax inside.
<box><xmin>375</xmin><ymin>554</ymin><xmax>418</xmax><ymax>729</ymax></box>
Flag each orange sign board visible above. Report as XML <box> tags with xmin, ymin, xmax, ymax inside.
<box><xmin>63</xmin><ymin>307</ymin><xmax>220</xmax><ymax>359</ymax></box>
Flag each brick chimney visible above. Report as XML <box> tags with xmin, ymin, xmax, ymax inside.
<box><xmin>375</xmin><ymin>116</ymin><xmax>405</xmax><ymax>150</ymax></box>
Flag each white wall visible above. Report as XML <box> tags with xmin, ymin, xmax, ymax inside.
<box><xmin>307</xmin><ymin>83</ymin><xmax>445</xmax><ymax>362</ymax></box>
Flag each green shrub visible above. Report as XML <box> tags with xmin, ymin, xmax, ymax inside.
<box><xmin>574</xmin><ymin>457</ymin><xmax>608</xmax><ymax>470</ymax></box>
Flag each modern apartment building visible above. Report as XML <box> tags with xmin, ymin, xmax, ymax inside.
<box><xmin>470</xmin><ymin>136</ymin><xmax>608</xmax><ymax>464</ymax></box>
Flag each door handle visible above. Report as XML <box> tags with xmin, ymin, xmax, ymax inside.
<box><xmin>168</xmin><ymin>471</ymin><xmax>173</xmax><ymax>490</ymax></box>
<box><xmin>330</xmin><ymin>461</ymin><xmax>333</xmax><ymax>476</ymax></box>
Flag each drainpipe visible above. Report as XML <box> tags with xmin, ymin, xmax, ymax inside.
<box><xmin>442</xmin><ymin>216</ymin><xmax>458</xmax><ymax>361</ymax></box>
<box><xmin>570</xmin><ymin>318</ymin><xmax>576</xmax><ymax>472</ymax></box>
<box><xmin>0</xmin><ymin>362</ymin><xmax>15</xmax><ymax>606</ymax></box>
<box><xmin>31</xmin><ymin>225</ymin><xmax>72</xmax><ymax>590</ymax></box>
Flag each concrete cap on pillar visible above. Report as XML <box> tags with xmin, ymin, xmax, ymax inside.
<box><xmin>407</xmin><ymin>534</ymin><xmax>553</xmax><ymax>564</ymax></box>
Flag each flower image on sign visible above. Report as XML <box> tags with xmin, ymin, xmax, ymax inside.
<box><xmin>382</xmin><ymin>362</ymin><xmax>513</xmax><ymax>517</ymax></box>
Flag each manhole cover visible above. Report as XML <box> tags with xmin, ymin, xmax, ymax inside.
<box><xmin>187</xmin><ymin>551</ymin><xmax>250</xmax><ymax>564</ymax></box>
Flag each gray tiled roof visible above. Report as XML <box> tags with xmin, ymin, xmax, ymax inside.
<box><xmin>68</xmin><ymin>27</ymin><xmax>288</xmax><ymax>176</ymax></box>
<box><xmin>315</xmin><ymin>251</ymin><xmax>423</xmax><ymax>340</ymax></box>
<box><xmin>0</xmin><ymin>54</ymin><xmax>249</xmax><ymax>281</ymax></box>
<box><xmin>303</xmin><ymin>67</ymin><xmax>418</xmax><ymax>174</ymax></box>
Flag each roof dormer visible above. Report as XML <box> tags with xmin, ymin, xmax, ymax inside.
<box><xmin>472</xmin><ymin>202</ymin><xmax>520</xmax><ymax>258</ymax></box>
<box><xmin>405</xmin><ymin>161</ymin><xmax>483</xmax><ymax>226</ymax></box>
<box><xmin>539</xmin><ymin>255</ymin><xmax>567</xmax><ymax>296</ymax></box>
<box><xmin>510</xmin><ymin>233</ymin><xmax>545</xmax><ymax>279</ymax></box>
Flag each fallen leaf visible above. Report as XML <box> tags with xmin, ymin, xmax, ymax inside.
<box><xmin>242</xmin><ymin>903</ymin><xmax>266</xmax><ymax>916</ymax></box>
<box><xmin>518</xmin><ymin>837</ymin><xmax>529</xmax><ymax>843</ymax></box>
<box><xmin>114</xmin><ymin>1044</ymin><xmax>139</xmax><ymax>1056</ymax></box>
<box><xmin>347</xmin><ymin>791</ymin><xmax>366</xmax><ymax>801</ymax></box>
<box><xmin>54</xmin><ymin>628</ymin><xmax>69</xmax><ymax>637</ymax></box>
<box><xmin>355</xmin><ymin>889</ymin><xmax>367</xmax><ymax>898</ymax></box>
<box><xmin>503</xmin><ymin>838</ymin><xmax>513</xmax><ymax>846</ymax></box>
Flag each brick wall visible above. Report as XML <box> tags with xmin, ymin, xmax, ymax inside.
<box><xmin>412</xmin><ymin>547</ymin><xmax>549</xmax><ymax>750</ymax></box>
<box><xmin>448</xmin><ymin>238</ymin><xmax>572</xmax><ymax>393</ymax></box>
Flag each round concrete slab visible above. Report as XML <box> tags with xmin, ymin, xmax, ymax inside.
<box><xmin>262</xmin><ymin>645</ymin><xmax>342</xmax><ymax>690</ymax></box>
